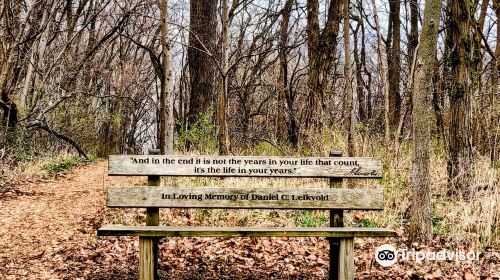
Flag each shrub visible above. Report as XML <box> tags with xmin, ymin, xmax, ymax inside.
<box><xmin>176</xmin><ymin>108</ymin><xmax>217</xmax><ymax>154</ymax></box>
<box><xmin>41</xmin><ymin>156</ymin><xmax>93</xmax><ymax>175</ymax></box>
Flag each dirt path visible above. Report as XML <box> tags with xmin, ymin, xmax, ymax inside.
<box><xmin>0</xmin><ymin>162</ymin><xmax>143</xmax><ymax>280</ymax></box>
<box><xmin>0</xmin><ymin>162</ymin><xmax>332</xmax><ymax>280</ymax></box>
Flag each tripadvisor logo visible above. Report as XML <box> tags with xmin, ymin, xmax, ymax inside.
<box><xmin>374</xmin><ymin>244</ymin><xmax>481</xmax><ymax>267</ymax></box>
<box><xmin>375</xmin><ymin>244</ymin><xmax>398</xmax><ymax>267</ymax></box>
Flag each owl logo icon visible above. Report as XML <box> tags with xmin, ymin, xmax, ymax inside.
<box><xmin>375</xmin><ymin>244</ymin><xmax>398</xmax><ymax>267</ymax></box>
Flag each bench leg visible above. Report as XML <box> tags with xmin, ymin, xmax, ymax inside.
<box><xmin>139</xmin><ymin>237</ymin><xmax>156</xmax><ymax>280</ymax></box>
<box><xmin>338</xmin><ymin>238</ymin><xmax>354</xmax><ymax>280</ymax></box>
<box><xmin>328</xmin><ymin>237</ymin><xmax>340</xmax><ymax>280</ymax></box>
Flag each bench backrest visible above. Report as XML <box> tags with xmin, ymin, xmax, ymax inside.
<box><xmin>109</xmin><ymin>155</ymin><xmax>381</xmax><ymax>178</ymax></box>
<box><xmin>107</xmin><ymin>186</ymin><xmax>384</xmax><ymax>210</ymax></box>
<box><xmin>107</xmin><ymin>155</ymin><xmax>383</xmax><ymax>211</ymax></box>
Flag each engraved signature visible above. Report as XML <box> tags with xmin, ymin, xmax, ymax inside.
<box><xmin>346</xmin><ymin>167</ymin><xmax>380</xmax><ymax>176</ymax></box>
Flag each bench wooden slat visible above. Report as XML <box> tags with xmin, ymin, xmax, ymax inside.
<box><xmin>97</xmin><ymin>225</ymin><xmax>397</xmax><ymax>238</ymax></box>
<box><xmin>108</xmin><ymin>155</ymin><xmax>382</xmax><ymax>178</ymax></box>
<box><xmin>107</xmin><ymin>186</ymin><xmax>385</xmax><ymax>210</ymax></box>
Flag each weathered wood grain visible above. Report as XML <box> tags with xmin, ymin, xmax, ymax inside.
<box><xmin>97</xmin><ymin>226</ymin><xmax>397</xmax><ymax>237</ymax></box>
<box><xmin>107</xmin><ymin>186</ymin><xmax>384</xmax><ymax>210</ymax></box>
<box><xmin>338</xmin><ymin>238</ymin><xmax>354</xmax><ymax>280</ymax></box>
<box><xmin>108</xmin><ymin>155</ymin><xmax>382</xmax><ymax>178</ymax></box>
<box><xmin>139</xmin><ymin>237</ymin><xmax>154</xmax><ymax>280</ymax></box>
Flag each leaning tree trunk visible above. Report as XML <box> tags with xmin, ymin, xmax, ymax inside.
<box><xmin>409</xmin><ymin>0</ymin><xmax>442</xmax><ymax>244</ymax></box>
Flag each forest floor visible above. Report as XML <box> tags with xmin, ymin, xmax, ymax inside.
<box><xmin>0</xmin><ymin>162</ymin><xmax>498</xmax><ymax>280</ymax></box>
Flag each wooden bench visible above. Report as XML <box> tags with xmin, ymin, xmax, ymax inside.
<box><xmin>97</xmin><ymin>151</ymin><xmax>396</xmax><ymax>280</ymax></box>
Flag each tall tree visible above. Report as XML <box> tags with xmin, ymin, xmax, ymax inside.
<box><xmin>409</xmin><ymin>0</ymin><xmax>442</xmax><ymax>244</ymax></box>
<box><xmin>353</xmin><ymin>19</ymin><xmax>366</xmax><ymax>124</ymax></box>
<box><xmin>445</xmin><ymin>0</ymin><xmax>474</xmax><ymax>196</ymax></box>
<box><xmin>305</xmin><ymin>0</ymin><xmax>342</xmax><ymax>129</ymax></box>
<box><xmin>493</xmin><ymin>0</ymin><xmax>499</xmax><ymax>105</ymax></box>
<box><xmin>473</xmin><ymin>0</ymin><xmax>489</xmax><ymax>97</ymax></box>
<box><xmin>0</xmin><ymin>0</ymin><xmax>29</xmax><ymax>130</ymax></box>
<box><xmin>343</xmin><ymin>0</ymin><xmax>355</xmax><ymax>156</ymax></box>
<box><xmin>218</xmin><ymin>0</ymin><xmax>230</xmax><ymax>155</ymax></box>
<box><xmin>371</xmin><ymin>0</ymin><xmax>390</xmax><ymax>141</ymax></box>
<box><xmin>159</xmin><ymin>0</ymin><xmax>174</xmax><ymax>154</ymax></box>
<box><xmin>277</xmin><ymin>0</ymin><xmax>296</xmax><ymax>145</ymax></box>
<box><xmin>187</xmin><ymin>0</ymin><xmax>217</xmax><ymax>134</ymax></box>
<box><xmin>492</xmin><ymin>0</ymin><xmax>499</xmax><ymax>163</ymax></box>
<box><xmin>387</xmin><ymin>0</ymin><xmax>401</xmax><ymax>129</ymax></box>
<box><xmin>408</xmin><ymin>0</ymin><xmax>419</xmax><ymax>63</ymax></box>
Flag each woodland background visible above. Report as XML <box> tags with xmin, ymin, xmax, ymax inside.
<box><xmin>0</xmin><ymin>0</ymin><xmax>499</xmax><ymax>278</ymax></box>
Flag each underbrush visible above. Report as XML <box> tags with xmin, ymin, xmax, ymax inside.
<box><xmin>41</xmin><ymin>156</ymin><xmax>96</xmax><ymax>175</ymax></box>
<box><xmin>105</xmin><ymin>127</ymin><xmax>498</xmax><ymax>251</ymax></box>
<box><xmin>0</xmin><ymin>154</ymin><xmax>99</xmax><ymax>191</ymax></box>
<box><xmin>3</xmin><ymin>125</ymin><xmax>497</xmax><ymax>250</ymax></box>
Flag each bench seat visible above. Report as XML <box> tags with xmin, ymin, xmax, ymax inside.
<box><xmin>98</xmin><ymin>225</ymin><xmax>397</xmax><ymax>238</ymax></box>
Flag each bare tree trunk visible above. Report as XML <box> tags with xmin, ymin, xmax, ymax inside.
<box><xmin>187</xmin><ymin>0</ymin><xmax>217</xmax><ymax>136</ymax></box>
<box><xmin>305</xmin><ymin>0</ymin><xmax>342</xmax><ymax>129</ymax></box>
<box><xmin>473</xmin><ymin>0</ymin><xmax>489</xmax><ymax>100</ymax></box>
<box><xmin>358</xmin><ymin>2</ymin><xmax>372</xmax><ymax>122</ymax></box>
<box><xmin>445</xmin><ymin>0</ymin><xmax>474</xmax><ymax>197</ymax></box>
<box><xmin>409</xmin><ymin>0</ymin><xmax>442</xmax><ymax>244</ymax></box>
<box><xmin>343</xmin><ymin>0</ymin><xmax>355</xmax><ymax>156</ymax></box>
<box><xmin>492</xmin><ymin>0</ymin><xmax>499</xmax><ymax>163</ymax></box>
<box><xmin>432</xmin><ymin>57</ymin><xmax>446</xmax><ymax>141</ymax></box>
<box><xmin>371</xmin><ymin>0</ymin><xmax>390</xmax><ymax>142</ymax></box>
<box><xmin>159</xmin><ymin>0</ymin><xmax>174</xmax><ymax>154</ymax></box>
<box><xmin>408</xmin><ymin>0</ymin><xmax>419</xmax><ymax>63</ymax></box>
<box><xmin>277</xmin><ymin>0</ymin><xmax>294</xmax><ymax>143</ymax></box>
<box><xmin>218</xmin><ymin>0</ymin><xmax>230</xmax><ymax>155</ymax></box>
<box><xmin>353</xmin><ymin>20</ymin><xmax>366</xmax><ymax>124</ymax></box>
<box><xmin>387</xmin><ymin>0</ymin><xmax>401</xmax><ymax>129</ymax></box>
<box><xmin>0</xmin><ymin>9</ymin><xmax>28</xmax><ymax>129</ymax></box>
<box><xmin>306</xmin><ymin>0</ymin><xmax>322</xmax><ymax>129</ymax></box>
<box><xmin>493</xmin><ymin>0</ymin><xmax>500</xmax><ymax>102</ymax></box>
<box><xmin>31</xmin><ymin>1</ymin><xmax>55</xmax><ymax>111</ymax></box>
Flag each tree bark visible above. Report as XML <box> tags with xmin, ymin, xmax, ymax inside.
<box><xmin>445</xmin><ymin>0</ymin><xmax>474</xmax><ymax>196</ymax></box>
<box><xmin>187</xmin><ymin>0</ymin><xmax>217</xmax><ymax>133</ymax></box>
<box><xmin>408</xmin><ymin>0</ymin><xmax>419</xmax><ymax>63</ymax></box>
<box><xmin>305</xmin><ymin>0</ymin><xmax>342</xmax><ymax>129</ymax></box>
<box><xmin>277</xmin><ymin>0</ymin><xmax>294</xmax><ymax>144</ymax></box>
<box><xmin>353</xmin><ymin>22</ymin><xmax>366</xmax><ymax>124</ymax></box>
<box><xmin>343</xmin><ymin>0</ymin><xmax>355</xmax><ymax>156</ymax></box>
<box><xmin>473</xmin><ymin>0</ymin><xmax>489</xmax><ymax>98</ymax></box>
<box><xmin>387</xmin><ymin>0</ymin><xmax>401</xmax><ymax>129</ymax></box>
<box><xmin>409</xmin><ymin>0</ymin><xmax>442</xmax><ymax>244</ymax></box>
<box><xmin>159</xmin><ymin>0</ymin><xmax>174</xmax><ymax>154</ymax></box>
<box><xmin>492</xmin><ymin>0</ymin><xmax>499</xmax><ymax>163</ymax></box>
<box><xmin>218</xmin><ymin>0</ymin><xmax>230</xmax><ymax>155</ymax></box>
<box><xmin>371</xmin><ymin>0</ymin><xmax>390</xmax><ymax>141</ymax></box>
